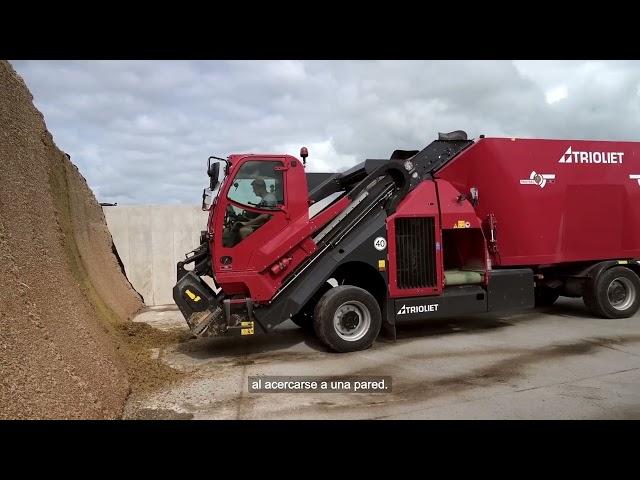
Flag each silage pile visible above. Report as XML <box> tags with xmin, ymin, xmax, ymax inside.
<box><xmin>0</xmin><ymin>60</ymin><xmax>153</xmax><ymax>419</ymax></box>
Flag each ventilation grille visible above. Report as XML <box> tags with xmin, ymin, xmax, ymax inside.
<box><xmin>395</xmin><ymin>217</ymin><xmax>436</xmax><ymax>289</ymax></box>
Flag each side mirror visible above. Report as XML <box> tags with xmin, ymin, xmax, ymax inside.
<box><xmin>208</xmin><ymin>159</ymin><xmax>220</xmax><ymax>190</ymax></box>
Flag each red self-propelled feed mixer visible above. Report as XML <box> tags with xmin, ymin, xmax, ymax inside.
<box><xmin>173</xmin><ymin>131</ymin><xmax>640</xmax><ymax>352</ymax></box>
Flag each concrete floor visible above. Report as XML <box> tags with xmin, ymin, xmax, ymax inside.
<box><xmin>124</xmin><ymin>298</ymin><xmax>640</xmax><ymax>419</ymax></box>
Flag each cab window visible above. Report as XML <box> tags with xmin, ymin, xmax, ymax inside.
<box><xmin>222</xmin><ymin>161</ymin><xmax>284</xmax><ymax>247</ymax></box>
<box><xmin>227</xmin><ymin>161</ymin><xmax>284</xmax><ymax>209</ymax></box>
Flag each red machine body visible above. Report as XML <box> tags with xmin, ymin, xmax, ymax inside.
<box><xmin>436</xmin><ymin>137</ymin><xmax>640</xmax><ymax>266</ymax></box>
<box><xmin>174</xmin><ymin>133</ymin><xmax>640</xmax><ymax>352</ymax></box>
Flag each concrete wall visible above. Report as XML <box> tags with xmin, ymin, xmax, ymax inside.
<box><xmin>104</xmin><ymin>205</ymin><xmax>209</xmax><ymax>306</ymax></box>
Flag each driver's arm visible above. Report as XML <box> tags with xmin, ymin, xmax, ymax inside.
<box><xmin>242</xmin><ymin>213</ymin><xmax>270</xmax><ymax>227</ymax></box>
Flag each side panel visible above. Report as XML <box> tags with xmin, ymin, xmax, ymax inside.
<box><xmin>393</xmin><ymin>269</ymin><xmax>535</xmax><ymax>324</ymax></box>
<box><xmin>436</xmin><ymin>179</ymin><xmax>483</xmax><ymax>230</ymax></box>
<box><xmin>387</xmin><ymin>181</ymin><xmax>443</xmax><ymax>298</ymax></box>
<box><xmin>394</xmin><ymin>285</ymin><xmax>488</xmax><ymax>322</ymax></box>
<box><xmin>436</xmin><ymin>138</ymin><xmax>640</xmax><ymax>266</ymax></box>
<box><xmin>487</xmin><ymin>268</ymin><xmax>535</xmax><ymax>311</ymax></box>
<box><xmin>437</xmin><ymin>179</ymin><xmax>490</xmax><ymax>285</ymax></box>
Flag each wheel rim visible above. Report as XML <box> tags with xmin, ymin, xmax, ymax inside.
<box><xmin>333</xmin><ymin>301</ymin><xmax>371</xmax><ymax>342</ymax></box>
<box><xmin>607</xmin><ymin>277</ymin><xmax>636</xmax><ymax>311</ymax></box>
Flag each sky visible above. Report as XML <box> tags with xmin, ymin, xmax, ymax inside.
<box><xmin>10</xmin><ymin>60</ymin><xmax>640</xmax><ymax>205</ymax></box>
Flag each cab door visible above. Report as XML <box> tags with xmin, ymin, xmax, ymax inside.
<box><xmin>213</xmin><ymin>158</ymin><xmax>289</xmax><ymax>273</ymax></box>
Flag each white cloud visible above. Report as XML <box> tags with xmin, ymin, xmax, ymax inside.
<box><xmin>272</xmin><ymin>138</ymin><xmax>358</xmax><ymax>173</ymax></box>
<box><xmin>10</xmin><ymin>60</ymin><xmax>640</xmax><ymax>204</ymax></box>
<box><xmin>545</xmin><ymin>85</ymin><xmax>568</xmax><ymax>104</ymax></box>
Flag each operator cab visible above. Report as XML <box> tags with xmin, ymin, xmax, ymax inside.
<box><xmin>207</xmin><ymin>153</ymin><xmax>311</xmax><ymax>279</ymax></box>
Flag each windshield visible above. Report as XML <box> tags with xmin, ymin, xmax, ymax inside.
<box><xmin>227</xmin><ymin>160</ymin><xmax>284</xmax><ymax>210</ymax></box>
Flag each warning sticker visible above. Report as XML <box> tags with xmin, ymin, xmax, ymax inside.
<box><xmin>453</xmin><ymin>220</ymin><xmax>470</xmax><ymax>229</ymax></box>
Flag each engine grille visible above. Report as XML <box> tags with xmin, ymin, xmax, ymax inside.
<box><xmin>395</xmin><ymin>217</ymin><xmax>437</xmax><ymax>289</ymax></box>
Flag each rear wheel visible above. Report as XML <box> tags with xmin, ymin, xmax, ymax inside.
<box><xmin>313</xmin><ymin>285</ymin><xmax>381</xmax><ymax>353</ymax></box>
<box><xmin>583</xmin><ymin>266</ymin><xmax>640</xmax><ymax>319</ymax></box>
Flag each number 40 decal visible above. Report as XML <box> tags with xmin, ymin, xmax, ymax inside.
<box><xmin>374</xmin><ymin>237</ymin><xmax>387</xmax><ymax>251</ymax></box>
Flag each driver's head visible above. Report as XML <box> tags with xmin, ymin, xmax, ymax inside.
<box><xmin>251</xmin><ymin>178</ymin><xmax>267</xmax><ymax>196</ymax></box>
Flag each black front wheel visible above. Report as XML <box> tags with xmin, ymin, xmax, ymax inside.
<box><xmin>313</xmin><ymin>286</ymin><xmax>382</xmax><ymax>353</ymax></box>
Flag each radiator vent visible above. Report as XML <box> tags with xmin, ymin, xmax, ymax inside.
<box><xmin>395</xmin><ymin>217</ymin><xmax>437</xmax><ymax>289</ymax></box>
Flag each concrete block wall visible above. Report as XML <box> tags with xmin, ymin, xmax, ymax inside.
<box><xmin>104</xmin><ymin>205</ymin><xmax>209</xmax><ymax>306</ymax></box>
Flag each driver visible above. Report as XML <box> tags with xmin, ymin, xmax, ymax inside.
<box><xmin>238</xmin><ymin>178</ymin><xmax>277</xmax><ymax>240</ymax></box>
